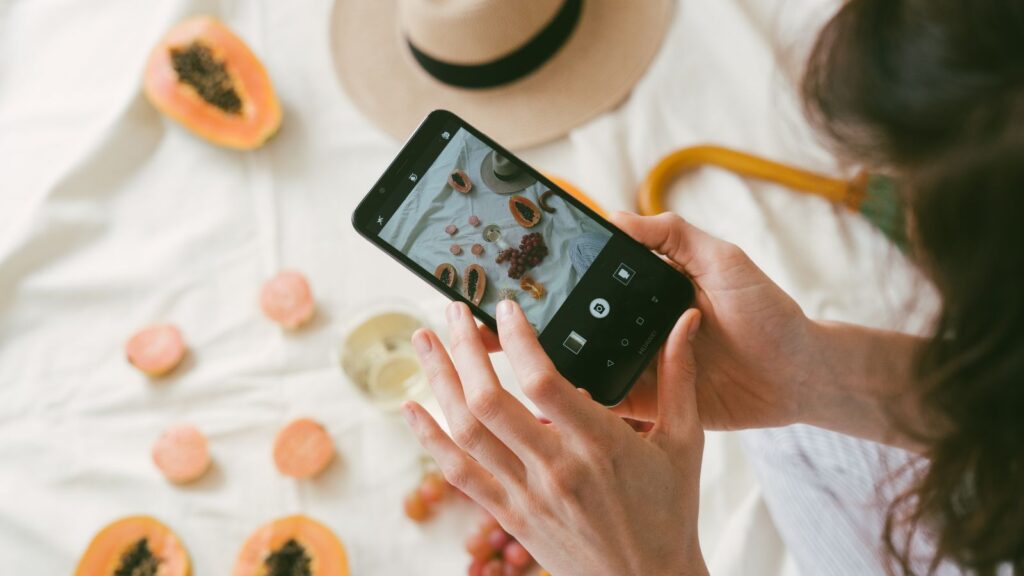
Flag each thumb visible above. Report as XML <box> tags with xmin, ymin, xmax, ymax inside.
<box><xmin>651</xmin><ymin>308</ymin><xmax>702</xmax><ymax>445</ymax></box>
<box><xmin>610</xmin><ymin>211</ymin><xmax>718</xmax><ymax>276</ymax></box>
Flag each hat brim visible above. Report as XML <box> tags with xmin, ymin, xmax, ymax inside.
<box><xmin>331</xmin><ymin>0</ymin><xmax>673</xmax><ymax>149</ymax></box>
<box><xmin>479</xmin><ymin>151</ymin><xmax>537</xmax><ymax>195</ymax></box>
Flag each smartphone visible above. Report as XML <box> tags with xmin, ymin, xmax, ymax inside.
<box><xmin>352</xmin><ymin>110</ymin><xmax>694</xmax><ymax>406</ymax></box>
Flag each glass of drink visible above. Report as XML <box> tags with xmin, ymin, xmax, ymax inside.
<box><xmin>337</xmin><ymin>302</ymin><xmax>429</xmax><ymax>412</ymax></box>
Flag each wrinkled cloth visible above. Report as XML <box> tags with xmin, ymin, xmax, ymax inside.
<box><xmin>0</xmin><ymin>0</ymin><xmax>937</xmax><ymax>574</ymax></box>
<box><xmin>379</xmin><ymin>127</ymin><xmax>610</xmax><ymax>332</ymax></box>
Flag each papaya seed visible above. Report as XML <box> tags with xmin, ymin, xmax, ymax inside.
<box><xmin>170</xmin><ymin>41</ymin><xmax>243</xmax><ymax>115</ymax></box>
<box><xmin>113</xmin><ymin>539</ymin><xmax>159</xmax><ymax>576</ymax></box>
<box><xmin>264</xmin><ymin>539</ymin><xmax>312</xmax><ymax>576</ymax></box>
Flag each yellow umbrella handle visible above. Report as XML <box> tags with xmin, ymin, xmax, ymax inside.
<box><xmin>636</xmin><ymin>145</ymin><xmax>868</xmax><ymax>216</ymax></box>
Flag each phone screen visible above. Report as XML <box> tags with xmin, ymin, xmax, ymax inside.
<box><xmin>354</xmin><ymin>110</ymin><xmax>694</xmax><ymax>405</ymax></box>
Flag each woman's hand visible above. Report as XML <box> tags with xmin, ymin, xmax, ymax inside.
<box><xmin>403</xmin><ymin>300</ymin><xmax>708</xmax><ymax>576</ymax></box>
<box><xmin>609</xmin><ymin>212</ymin><xmax>814</xmax><ymax>429</ymax></box>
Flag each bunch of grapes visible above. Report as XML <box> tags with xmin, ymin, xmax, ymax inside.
<box><xmin>403</xmin><ymin>471</ymin><xmax>450</xmax><ymax>522</ymax></box>
<box><xmin>465</xmin><ymin>515</ymin><xmax>535</xmax><ymax>576</ymax></box>
<box><xmin>494</xmin><ymin>233</ymin><xmax>548</xmax><ymax>279</ymax></box>
<box><xmin>519</xmin><ymin>233</ymin><xmax>547</xmax><ymax>267</ymax></box>
<box><xmin>495</xmin><ymin>248</ymin><xmax>525</xmax><ymax>279</ymax></box>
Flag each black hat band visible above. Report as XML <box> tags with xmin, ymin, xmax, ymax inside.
<box><xmin>406</xmin><ymin>0</ymin><xmax>583</xmax><ymax>90</ymax></box>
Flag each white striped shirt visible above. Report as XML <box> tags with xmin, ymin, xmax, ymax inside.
<box><xmin>740</xmin><ymin>425</ymin><xmax>1012</xmax><ymax>575</ymax></box>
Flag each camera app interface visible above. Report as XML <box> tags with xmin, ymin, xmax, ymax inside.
<box><xmin>378</xmin><ymin>127</ymin><xmax>611</xmax><ymax>333</ymax></box>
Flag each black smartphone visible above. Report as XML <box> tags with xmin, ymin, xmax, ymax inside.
<box><xmin>352</xmin><ymin>110</ymin><xmax>694</xmax><ymax>406</ymax></box>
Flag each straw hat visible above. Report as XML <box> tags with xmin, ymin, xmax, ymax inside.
<box><xmin>331</xmin><ymin>0</ymin><xmax>673</xmax><ymax>149</ymax></box>
<box><xmin>480</xmin><ymin>151</ymin><xmax>536</xmax><ymax>194</ymax></box>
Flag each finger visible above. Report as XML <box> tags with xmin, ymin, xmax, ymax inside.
<box><xmin>608</xmin><ymin>359</ymin><xmax>659</xmax><ymax>422</ymax></box>
<box><xmin>624</xmin><ymin>417</ymin><xmax>655</xmax><ymax>433</ymax></box>
<box><xmin>412</xmin><ymin>328</ymin><xmax>525</xmax><ymax>482</ymax></box>
<box><xmin>444</xmin><ymin>303</ymin><xmax>554</xmax><ymax>460</ymax></box>
<box><xmin>651</xmin><ymin>308</ymin><xmax>702</xmax><ymax>445</ymax></box>
<box><xmin>478</xmin><ymin>324</ymin><xmax>503</xmax><ymax>353</ymax></box>
<box><xmin>610</xmin><ymin>211</ymin><xmax>721</xmax><ymax>276</ymax></box>
<box><xmin>401</xmin><ymin>401</ymin><xmax>508</xmax><ymax>513</ymax></box>
<box><xmin>495</xmin><ymin>300</ymin><xmax>609</xmax><ymax>433</ymax></box>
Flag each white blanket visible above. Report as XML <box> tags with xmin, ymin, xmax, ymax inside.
<box><xmin>0</xmin><ymin>0</ymin><xmax>932</xmax><ymax>574</ymax></box>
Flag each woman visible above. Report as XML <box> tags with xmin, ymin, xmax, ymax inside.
<box><xmin>400</xmin><ymin>0</ymin><xmax>1024</xmax><ymax>574</ymax></box>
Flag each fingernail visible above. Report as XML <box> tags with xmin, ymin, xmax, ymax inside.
<box><xmin>411</xmin><ymin>331</ymin><xmax>432</xmax><ymax>355</ymax></box>
<box><xmin>401</xmin><ymin>402</ymin><xmax>417</xmax><ymax>426</ymax></box>
<box><xmin>497</xmin><ymin>299</ymin><xmax>514</xmax><ymax>320</ymax></box>
<box><xmin>687</xmin><ymin>310</ymin><xmax>702</xmax><ymax>341</ymax></box>
<box><xmin>446</xmin><ymin>302</ymin><xmax>462</xmax><ymax>322</ymax></box>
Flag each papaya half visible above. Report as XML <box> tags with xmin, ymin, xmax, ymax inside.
<box><xmin>448</xmin><ymin>169</ymin><xmax>473</xmax><ymax>194</ymax></box>
<box><xmin>75</xmin><ymin>516</ymin><xmax>190</xmax><ymax>576</ymax></box>
<box><xmin>144</xmin><ymin>16</ymin><xmax>281</xmax><ymax>150</ymax></box>
<box><xmin>435</xmin><ymin>263</ymin><xmax>457</xmax><ymax>288</ymax></box>
<box><xmin>462</xmin><ymin>264</ymin><xmax>487</xmax><ymax>306</ymax></box>
<box><xmin>233</xmin><ymin>515</ymin><xmax>349</xmax><ymax>576</ymax></box>
<box><xmin>509</xmin><ymin>196</ymin><xmax>542</xmax><ymax>228</ymax></box>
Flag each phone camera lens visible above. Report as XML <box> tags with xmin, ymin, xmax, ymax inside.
<box><xmin>378</xmin><ymin>187</ymin><xmax>386</xmax><ymax>194</ymax></box>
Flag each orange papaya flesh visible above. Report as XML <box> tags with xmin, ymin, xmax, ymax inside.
<box><xmin>233</xmin><ymin>515</ymin><xmax>349</xmax><ymax>576</ymax></box>
<box><xmin>144</xmin><ymin>16</ymin><xmax>281</xmax><ymax>150</ymax></box>
<box><xmin>509</xmin><ymin>196</ymin><xmax>542</xmax><ymax>228</ymax></box>
<box><xmin>74</xmin><ymin>516</ymin><xmax>190</xmax><ymax>576</ymax></box>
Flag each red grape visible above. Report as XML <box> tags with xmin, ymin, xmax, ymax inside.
<box><xmin>481</xmin><ymin>559</ymin><xmax>504</xmax><ymax>576</ymax></box>
<box><xmin>487</xmin><ymin>527</ymin><xmax>511</xmax><ymax>552</ymax></box>
<box><xmin>468</xmin><ymin>558</ymin><xmax>486</xmax><ymax>576</ymax></box>
<box><xmin>503</xmin><ymin>541</ymin><xmax>532</xmax><ymax>568</ymax></box>
<box><xmin>403</xmin><ymin>492</ymin><xmax>430</xmax><ymax>522</ymax></box>
<box><xmin>419</xmin><ymin>472</ymin><xmax>447</xmax><ymax>504</ymax></box>
<box><xmin>465</xmin><ymin>530</ymin><xmax>493</xmax><ymax>560</ymax></box>
<box><xmin>480</xmin><ymin>515</ymin><xmax>501</xmax><ymax>534</ymax></box>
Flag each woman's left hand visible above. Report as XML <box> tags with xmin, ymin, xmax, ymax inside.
<box><xmin>402</xmin><ymin>300</ymin><xmax>708</xmax><ymax>576</ymax></box>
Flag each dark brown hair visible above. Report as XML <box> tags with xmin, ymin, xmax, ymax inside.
<box><xmin>802</xmin><ymin>0</ymin><xmax>1024</xmax><ymax>574</ymax></box>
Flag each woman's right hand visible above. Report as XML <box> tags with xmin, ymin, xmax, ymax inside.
<box><xmin>609</xmin><ymin>212</ymin><xmax>816</xmax><ymax>430</ymax></box>
<box><xmin>405</xmin><ymin>300</ymin><xmax>708</xmax><ymax>576</ymax></box>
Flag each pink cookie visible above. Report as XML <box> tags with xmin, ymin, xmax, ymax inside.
<box><xmin>260</xmin><ymin>270</ymin><xmax>316</xmax><ymax>329</ymax></box>
<box><xmin>152</xmin><ymin>424</ymin><xmax>210</xmax><ymax>483</ymax></box>
<box><xmin>273</xmin><ymin>418</ymin><xmax>334</xmax><ymax>479</ymax></box>
<box><xmin>126</xmin><ymin>324</ymin><xmax>186</xmax><ymax>377</ymax></box>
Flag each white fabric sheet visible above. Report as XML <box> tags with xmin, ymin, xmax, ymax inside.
<box><xmin>0</xmin><ymin>0</ymin><xmax>936</xmax><ymax>574</ymax></box>
<box><xmin>379</xmin><ymin>127</ymin><xmax>610</xmax><ymax>331</ymax></box>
